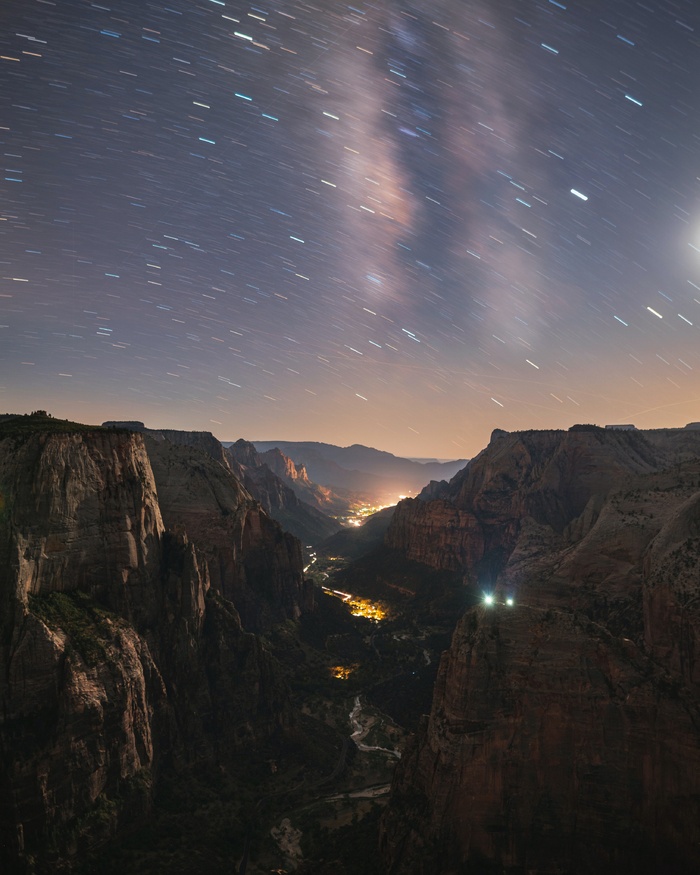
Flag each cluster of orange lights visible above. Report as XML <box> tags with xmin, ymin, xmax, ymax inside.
<box><xmin>330</xmin><ymin>665</ymin><xmax>357</xmax><ymax>680</ymax></box>
<box><xmin>342</xmin><ymin>502</ymin><xmax>395</xmax><ymax>527</ymax></box>
<box><xmin>346</xmin><ymin>597</ymin><xmax>386</xmax><ymax>621</ymax></box>
<box><xmin>322</xmin><ymin>587</ymin><xmax>386</xmax><ymax>621</ymax></box>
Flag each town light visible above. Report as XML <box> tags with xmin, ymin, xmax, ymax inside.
<box><xmin>483</xmin><ymin>594</ymin><xmax>494</xmax><ymax>606</ymax></box>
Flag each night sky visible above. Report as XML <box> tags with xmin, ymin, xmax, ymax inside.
<box><xmin>1</xmin><ymin>0</ymin><xmax>699</xmax><ymax>458</ymax></box>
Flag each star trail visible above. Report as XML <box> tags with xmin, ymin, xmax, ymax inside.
<box><xmin>1</xmin><ymin>0</ymin><xmax>699</xmax><ymax>457</ymax></box>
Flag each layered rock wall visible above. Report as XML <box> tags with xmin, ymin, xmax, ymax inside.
<box><xmin>0</xmin><ymin>424</ymin><xmax>304</xmax><ymax>871</ymax></box>
<box><xmin>381</xmin><ymin>426</ymin><xmax>700</xmax><ymax>873</ymax></box>
<box><xmin>146</xmin><ymin>436</ymin><xmax>313</xmax><ymax>629</ymax></box>
<box><xmin>0</xmin><ymin>430</ymin><xmax>162</xmax><ymax>620</ymax></box>
<box><xmin>385</xmin><ymin>427</ymin><xmax>668</xmax><ymax>577</ymax></box>
<box><xmin>226</xmin><ymin>439</ymin><xmax>339</xmax><ymax>545</ymax></box>
<box><xmin>382</xmin><ymin>605</ymin><xmax>700</xmax><ymax>874</ymax></box>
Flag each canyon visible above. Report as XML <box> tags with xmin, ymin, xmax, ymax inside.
<box><xmin>3</xmin><ymin>416</ymin><xmax>700</xmax><ymax>874</ymax></box>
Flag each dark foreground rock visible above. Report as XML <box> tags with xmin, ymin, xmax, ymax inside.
<box><xmin>382</xmin><ymin>604</ymin><xmax>700</xmax><ymax>874</ymax></box>
<box><xmin>380</xmin><ymin>425</ymin><xmax>700</xmax><ymax>874</ymax></box>
<box><xmin>0</xmin><ymin>418</ymin><xmax>308</xmax><ymax>872</ymax></box>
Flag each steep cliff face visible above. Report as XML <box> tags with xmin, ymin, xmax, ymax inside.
<box><xmin>227</xmin><ymin>439</ymin><xmax>339</xmax><ymax>545</ymax></box>
<box><xmin>260</xmin><ymin>446</ymin><xmax>310</xmax><ymax>485</ymax></box>
<box><xmin>642</xmin><ymin>489</ymin><xmax>700</xmax><ymax>686</ymax></box>
<box><xmin>382</xmin><ymin>606</ymin><xmax>700</xmax><ymax>875</ymax></box>
<box><xmin>385</xmin><ymin>498</ymin><xmax>485</xmax><ymax>572</ymax></box>
<box><xmin>145</xmin><ymin>435</ymin><xmax>313</xmax><ymax>629</ymax></box>
<box><xmin>145</xmin><ymin>427</ymin><xmax>232</xmax><ymax>470</ymax></box>
<box><xmin>259</xmin><ymin>446</ymin><xmax>343</xmax><ymax>512</ymax></box>
<box><xmin>0</xmin><ymin>421</ymin><xmax>299</xmax><ymax>871</ymax></box>
<box><xmin>386</xmin><ymin>427</ymin><xmax>671</xmax><ymax>576</ymax></box>
<box><xmin>103</xmin><ymin>421</ymin><xmax>232</xmax><ymax>471</ymax></box>
<box><xmin>0</xmin><ymin>429</ymin><xmax>164</xmax><ymax>627</ymax></box>
<box><xmin>104</xmin><ymin>424</ymin><xmax>339</xmax><ymax>545</ymax></box>
<box><xmin>381</xmin><ymin>426</ymin><xmax>700</xmax><ymax>873</ymax></box>
<box><xmin>0</xmin><ymin>598</ymin><xmax>171</xmax><ymax>867</ymax></box>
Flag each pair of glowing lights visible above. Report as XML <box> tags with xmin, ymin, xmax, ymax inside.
<box><xmin>483</xmin><ymin>594</ymin><xmax>514</xmax><ymax>607</ymax></box>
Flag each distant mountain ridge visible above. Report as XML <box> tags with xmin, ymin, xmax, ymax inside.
<box><xmin>250</xmin><ymin>440</ymin><xmax>468</xmax><ymax>499</ymax></box>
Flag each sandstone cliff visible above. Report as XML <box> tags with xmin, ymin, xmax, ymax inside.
<box><xmin>259</xmin><ymin>446</ymin><xmax>342</xmax><ymax>514</ymax></box>
<box><xmin>145</xmin><ymin>435</ymin><xmax>313</xmax><ymax>630</ymax></box>
<box><xmin>227</xmin><ymin>439</ymin><xmax>340</xmax><ymax>545</ymax></box>
<box><xmin>381</xmin><ymin>426</ymin><xmax>700</xmax><ymax>873</ymax></box>
<box><xmin>103</xmin><ymin>423</ymin><xmax>340</xmax><ymax>545</ymax></box>
<box><xmin>260</xmin><ymin>446</ymin><xmax>311</xmax><ymax>486</ymax></box>
<box><xmin>144</xmin><ymin>426</ymin><xmax>233</xmax><ymax>470</ymax></box>
<box><xmin>382</xmin><ymin>605</ymin><xmax>700</xmax><ymax>874</ymax></box>
<box><xmin>0</xmin><ymin>418</ymin><xmax>303</xmax><ymax>872</ymax></box>
<box><xmin>386</xmin><ymin>427</ymin><xmax>671</xmax><ymax>574</ymax></box>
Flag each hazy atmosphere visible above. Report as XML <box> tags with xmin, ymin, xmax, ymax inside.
<box><xmin>2</xmin><ymin>0</ymin><xmax>699</xmax><ymax>456</ymax></box>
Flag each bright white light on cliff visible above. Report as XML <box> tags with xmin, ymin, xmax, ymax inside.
<box><xmin>506</xmin><ymin>597</ymin><xmax>514</xmax><ymax>606</ymax></box>
<box><xmin>483</xmin><ymin>594</ymin><xmax>494</xmax><ymax>606</ymax></box>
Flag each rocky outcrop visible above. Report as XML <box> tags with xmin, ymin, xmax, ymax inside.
<box><xmin>145</xmin><ymin>436</ymin><xmax>312</xmax><ymax>630</ymax></box>
<box><xmin>0</xmin><ymin>420</ymin><xmax>301</xmax><ymax>871</ymax></box>
<box><xmin>259</xmin><ymin>446</ymin><xmax>343</xmax><ymax>512</ymax></box>
<box><xmin>144</xmin><ymin>427</ymin><xmax>232</xmax><ymax>469</ymax></box>
<box><xmin>104</xmin><ymin>421</ymin><xmax>232</xmax><ymax>470</ymax></box>
<box><xmin>104</xmin><ymin>423</ymin><xmax>339</xmax><ymax>545</ymax></box>
<box><xmin>386</xmin><ymin>427</ymin><xmax>672</xmax><ymax>576</ymax></box>
<box><xmin>380</xmin><ymin>426</ymin><xmax>700</xmax><ymax>873</ymax></box>
<box><xmin>384</xmin><ymin>498</ymin><xmax>485</xmax><ymax>573</ymax></box>
<box><xmin>0</xmin><ymin>598</ymin><xmax>171</xmax><ymax>866</ymax></box>
<box><xmin>260</xmin><ymin>446</ymin><xmax>311</xmax><ymax>486</ymax></box>
<box><xmin>0</xmin><ymin>428</ymin><xmax>164</xmax><ymax>626</ymax></box>
<box><xmin>227</xmin><ymin>439</ymin><xmax>340</xmax><ymax>545</ymax></box>
<box><xmin>642</xmin><ymin>490</ymin><xmax>700</xmax><ymax>686</ymax></box>
<box><xmin>382</xmin><ymin>605</ymin><xmax>700</xmax><ymax>874</ymax></box>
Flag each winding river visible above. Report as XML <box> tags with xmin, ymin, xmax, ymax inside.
<box><xmin>349</xmin><ymin>696</ymin><xmax>401</xmax><ymax>758</ymax></box>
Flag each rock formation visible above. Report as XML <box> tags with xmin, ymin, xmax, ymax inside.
<box><xmin>103</xmin><ymin>423</ymin><xmax>341</xmax><ymax>545</ymax></box>
<box><xmin>0</xmin><ymin>417</ymin><xmax>306</xmax><ymax>871</ymax></box>
<box><xmin>145</xmin><ymin>435</ymin><xmax>312</xmax><ymax>630</ymax></box>
<box><xmin>381</xmin><ymin>426</ymin><xmax>700</xmax><ymax>873</ymax></box>
<box><xmin>382</xmin><ymin>605</ymin><xmax>700</xmax><ymax>874</ymax></box>
<box><xmin>227</xmin><ymin>439</ymin><xmax>340</xmax><ymax>545</ymax></box>
<box><xmin>258</xmin><ymin>446</ymin><xmax>340</xmax><ymax>514</ymax></box>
